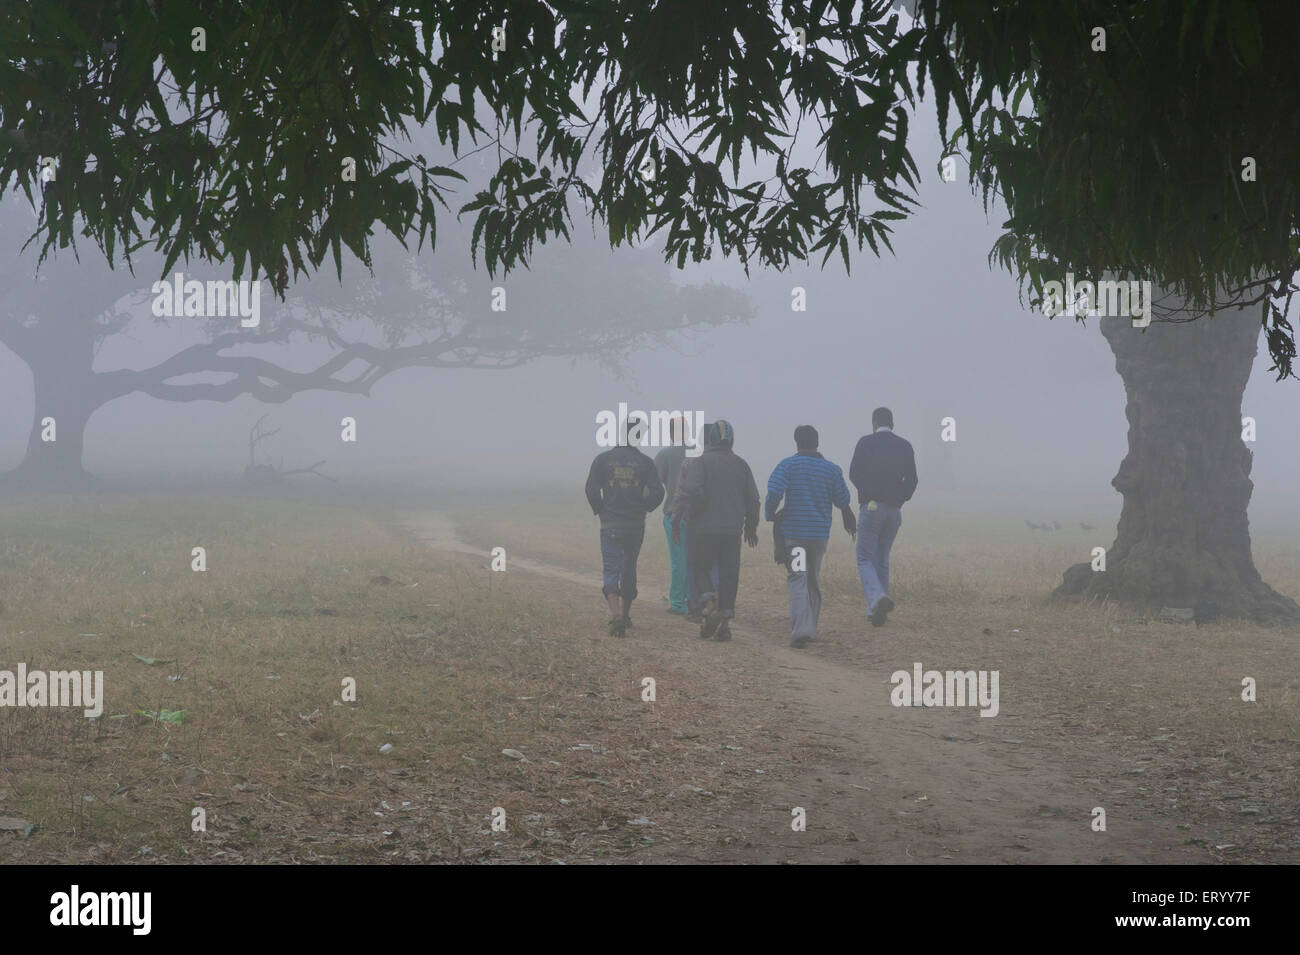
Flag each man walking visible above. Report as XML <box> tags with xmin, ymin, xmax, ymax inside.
<box><xmin>765</xmin><ymin>425</ymin><xmax>856</xmax><ymax>648</ymax></box>
<box><xmin>655</xmin><ymin>415</ymin><xmax>690</xmax><ymax>616</ymax></box>
<box><xmin>585</xmin><ymin>415</ymin><xmax>665</xmax><ymax>637</ymax></box>
<box><xmin>672</xmin><ymin>420</ymin><xmax>760</xmax><ymax>642</ymax></box>
<box><xmin>672</xmin><ymin>425</ymin><xmax>718</xmax><ymax>624</ymax></box>
<box><xmin>849</xmin><ymin>407</ymin><xmax>918</xmax><ymax>627</ymax></box>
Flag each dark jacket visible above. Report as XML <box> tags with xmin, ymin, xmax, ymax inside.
<box><xmin>655</xmin><ymin>444</ymin><xmax>688</xmax><ymax>517</ymax></box>
<box><xmin>585</xmin><ymin>445</ymin><xmax>665</xmax><ymax>529</ymax></box>
<box><xmin>672</xmin><ymin>444</ymin><xmax>760</xmax><ymax>536</ymax></box>
<box><xmin>848</xmin><ymin>430</ymin><xmax>918</xmax><ymax>508</ymax></box>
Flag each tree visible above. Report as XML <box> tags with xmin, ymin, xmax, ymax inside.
<box><xmin>0</xmin><ymin>196</ymin><xmax>749</xmax><ymax>486</ymax></box>
<box><xmin>1</xmin><ymin>1</ymin><xmax>932</xmax><ymax>285</ymax></box>
<box><xmin>931</xmin><ymin>0</ymin><xmax>1300</xmax><ymax>622</ymax></box>
<box><xmin>1054</xmin><ymin>292</ymin><xmax>1297</xmax><ymax>623</ymax></box>
<box><xmin>4</xmin><ymin>1</ymin><xmax>1298</xmax><ymax>619</ymax></box>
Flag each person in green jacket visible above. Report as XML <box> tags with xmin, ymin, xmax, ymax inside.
<box><xmin>655</xmin><ymin>415</ymin><xmax>690</xmax><ymax>615</ymax></box>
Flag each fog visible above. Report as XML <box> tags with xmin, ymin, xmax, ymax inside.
<box><xmin>3</xmin><ymin>97</ymin><xmax>1296</xmax><ymax>524</ymax></box>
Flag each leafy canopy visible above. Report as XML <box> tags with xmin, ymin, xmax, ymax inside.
<box><xmin>3</xmin><ymin>1</ymin><xmax>1298</xmax><ymax>374</ymax></box>
<box><xmin>933</xmin><ymin>0</ymin><xmax>1300</xmax><ymax>377</ymax></box>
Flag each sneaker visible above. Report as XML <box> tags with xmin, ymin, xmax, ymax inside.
<box><xmin>667</xmin><ymin>606</ymin><xmax>688</xmax><ymax>615</ymax></box>
<box><xmin>608</xmin><ymin>616</ymin><xmax>627</xmax><ymax>638</ymax></box>
<box><xmin>623</xmin><ymin>614</ymin><xmax>633</xmax><ymax>629</ymax></box>
<box><xmin>869</xmin><ymin>595</ymin><xmax>894</xmax><ymax>628</ymax></box>
<box><xmin>791</xmin><ymin>635</ymin><xmax>811</xmax><ymax>648</ymax></box>
<box><xmin>700</xmin><ymin>611</ymin><xmax>722</xmax><ymax>639</ymax></box>
<box><xmin>685</xmin><ymin>610</ymin><xmax>703</xmax><ymax>624</ymax></box>
<box><xmin>713</xmin><ymin>620</ymin><xmax>732</xmax><ymax>642</ymax></box>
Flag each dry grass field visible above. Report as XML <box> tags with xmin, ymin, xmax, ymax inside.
<box><xmin>1</xmin><ymin>484</ymin><xmax>1296</xmax><ymax>863</ymax></box>
<box><xmin>450</xmin><ymin>486</ymin><xmax>1300</xmax><ymax>863</ymax></box>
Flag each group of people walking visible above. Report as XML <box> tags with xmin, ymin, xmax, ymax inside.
<box><xmin>584</xmin><ymin>409</ymin><xmax>917</xmax><ymax>646</ymax></box>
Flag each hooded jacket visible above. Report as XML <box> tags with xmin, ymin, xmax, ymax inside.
<box><xmin>672</xmin><ymin>426</ymin><xmax>760</xmax><ymax>536</ymax></box>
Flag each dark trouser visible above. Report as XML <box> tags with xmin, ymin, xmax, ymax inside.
<box><xmin>600</xmin><ymin>524</ymin><xmax>645</xmax><ymax>600</ymax></box>
<box><xmin>786</xmin><ymin>538</ymin><xmax>827</xmax><ymax>639</ymax></box>
<box><xmin>684</xmin><ymin>520</ymin><xmax>718</xmax><ymax>613</ymax></box>
<box><xmin>693</xmin><ymin>531</ymin><xmax>742</xmax><ymax>618</ymax></box>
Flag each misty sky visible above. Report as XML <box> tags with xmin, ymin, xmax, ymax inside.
<box><xmin>2</xmin><ymin>97</ymin><xmax>1296</xmax><ymax>520</ymax></box>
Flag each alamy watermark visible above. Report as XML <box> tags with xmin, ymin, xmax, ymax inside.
<box><xmin>595</xmin><ymin>403</ymin><xmax>704</xmax><ymax>456</ymax></box>
<box><xmin>890</xmin><ymin>662</ymin><xmax>999</xmax><ymax>717</ymax></box>
<box><xmin>0</xmin><ymin>665</ymin><xmax>103</xmax><ymax>718</ymax></box>
<box><xmin>1042</xmin><ymin>273</ymin><xmax>1153</xmax><ymax>328</ymax></box>
<box><xmin>50</xmin><ymin>886</ymin><xmax>150</xmax><ymax>935</ymax></box>
<box><xmin>150</xmin><ymin>272</ymin><xmax>261</xmax><ymax>327</ymax></box>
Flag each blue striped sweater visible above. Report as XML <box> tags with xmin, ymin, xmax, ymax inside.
<box><xmin>764</xmin><ymin>452</ymin><xmax>851</xmax><ymax>541</ymax></box>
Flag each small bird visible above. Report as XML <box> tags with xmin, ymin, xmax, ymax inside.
<box><xmin>1080</xmin><ymin>522</ymin><xmax>1095</xmax><ymax>531</ymax></box>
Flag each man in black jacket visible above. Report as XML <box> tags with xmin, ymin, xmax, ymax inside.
<box><xmin>848</xmin><ymin>407</ymin><xmax>918</xmax><ymax>628</ymax></box>
<box><xmin>671</xmin><ymin>419</ymin><xmax>760</xmax><ymax>642</ymax></box>
<box><xmin>585</xmin><ymin>415</ymin><xmax>666</xmax><ymax>637</ymax></box>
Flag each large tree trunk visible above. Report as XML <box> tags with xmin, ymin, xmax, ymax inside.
<box><xmin>1</xmin><ymin>332</ymin><xmax>101</xmax><ymax>491</ymax></box>
<box><xmin>1054</xmin><ymin>295</ymin><xmax>1299</xmax><ymax>624</ymax></box>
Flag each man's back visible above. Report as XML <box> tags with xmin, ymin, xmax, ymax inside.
<box><xmin>766</xmin><ymin>452</ymin><xmax>851</xmax><ymax>540</ymax></box>
<box><xmin>585</xmin><ymin>445</ymin><xmax>665</xmax><ymax>528</ymax></box>
<box><xmin>848</xmin><ymin>430</ymin><xmax>918</xmax><ymax>508</ymax></box>
<box><xmin>678</xmin><ymin>445</ymin><xmax>760</xmax><ymax>535</ymax></box>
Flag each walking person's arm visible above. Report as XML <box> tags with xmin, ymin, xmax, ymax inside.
<box><xmin>901</xmin><ymin>442</ymin><xmax>918</xmax><ymax>502</ymax></box>
<box><xmin>831</xmin><ymin>465</ymin><xmax>856</xmax><ymax>539</ymax></box>
<box><xmin>641</xmin><ymin>456</ymin><xmax>666</xmax><ymax>513</ymax></box>
<box><xmin>655</xmin><ymin>450</ymin><xmax>671</xmax><ymax>517</ymax></box>
<box><xmin>848</xmin><ymin>436</ymin><xmax>868</xmax><ymax>498</ymax></box>
<box><xmin>584</xmin><ymin>457</ymin><xmax>604</xmax><ymax>516</ymax></box>
<box><xmin>764</xmin><ymin>461</ymin><xmax>787</xmax><ymax>522</ymax></box>
<box><xmin>743</xmin><ymin>464</ymin><xmax>760</xmax><ymax>548</ymax></box>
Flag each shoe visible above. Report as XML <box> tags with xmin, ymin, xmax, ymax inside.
<box><xmin>623</xmin><ymin>614</ymin><xmax>632</xmax><ymax>629</ymax></box>
<box><xmin>700</xmin><ymin>611</ymin><xmax>722</xmax><ymax>639</ymax></box>
<box><xmin>713</xmin><ymin>620</ymin><xmax>732</xmax><ymax>642</ymax></box>
<box><xmin>685</xmin><ymin>610</ymin><xmax>703</xmax><ymax>623</ymax></box>
<box><xmin>667</xmin><ymin>606</ymin><xmax>688</xmax><ymax>615</ymax></box>
<box><xmin>869</xmin><ymin>595</ymin><xmax>894</xmax><ymax>628</ymax></box>
<box><xmin>608</xmin><ymin>616</ymin><xmax>627</xmax><ymax>638</ymax></box>
<box><xmin>791</xmin><ymin>635</ymin><xmax>811</xmax><ymax>648</ymax></box>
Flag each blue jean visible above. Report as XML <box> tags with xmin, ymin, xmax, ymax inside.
<box><xmin>601</xmin><ymin>525</ymin><xmax>645</xmax><ymax>600</ymax></box>
<box><xmin>856</xmin><ymin>502</ymin><xmax>901</xmax><ymax>614</ymax></box>
<box><xmin>663</xmin><ymin>514</ymin><xmax>688</xmax><ymax>611</ymax></box>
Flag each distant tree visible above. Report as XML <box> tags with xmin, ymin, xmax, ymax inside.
<box><xmin>0</xmin><ymin>197</ymin><xmax>748</xmax><ymax>485</ymax></box>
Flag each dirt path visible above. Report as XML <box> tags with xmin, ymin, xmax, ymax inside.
<box><xmin>396</xmin><ymin>512</ymin><xmax>1204</xmax><ymax>864</ymax></box>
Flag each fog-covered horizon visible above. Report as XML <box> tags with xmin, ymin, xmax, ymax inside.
<box><xmin>3</xmin><ymin>97</ymin><xmax>1296</xmax><ymax>523</ymax></box>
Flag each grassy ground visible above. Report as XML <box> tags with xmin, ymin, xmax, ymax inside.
<box><xmin>0</xmin><ymin>489</ymin><xmax>822</xmax><ymax>863</ymax></box>
<box><xmin>451</xmin><ymin>488</ymin><xmax>1300</xmax><ymax>862</ymax></box>
<box><xmin>2</xmin><ymin>485</ymin><xmax>1297</xmax><ymax>863</ymax></box>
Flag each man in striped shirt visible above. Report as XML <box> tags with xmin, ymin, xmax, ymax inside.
<box><xmin>764</xmin><ymin>425</ymin><xmax>856</xmax><ymax>648</ymax></box>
